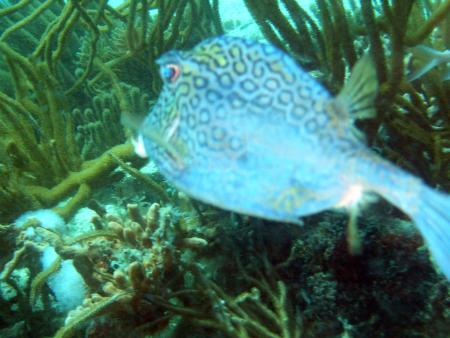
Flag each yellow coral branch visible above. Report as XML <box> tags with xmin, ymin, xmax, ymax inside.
<box><xmin>54</xmin><ymin>183</ymin><xmax>91</xmax><ymax>221</ymax></box>
<box><xmin>54</xmin><ymin>291</ymin><xmax>131</xmax><ymax>338</ymax></box>
<box><xmin>28</xmin><ymin>143</ymin><xmax>135</xmax><ymax>207</ymax></box>
<box><xmin>30</xmin><ymin>255</ymin><xmax>62</xmax><ymax>306</ymax></box>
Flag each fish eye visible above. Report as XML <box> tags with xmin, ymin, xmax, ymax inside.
<box><xmin>161</xmin><ymin>64</ymin><xmax>180</xmax><ymax>82</ymax></box>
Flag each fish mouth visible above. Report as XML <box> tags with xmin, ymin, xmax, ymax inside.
<box><xmin>133</xmin><ymin>129</ymin><xmax>186</xmax><ymax>171</ymax></box>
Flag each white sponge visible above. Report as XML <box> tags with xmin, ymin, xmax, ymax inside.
<box><xmin>15</xmin><ymin>209</ymin><xmax>65</xmax><ymax>233</ymax></box>
<box><xmin>41</xmin><ymin>246</ymin><xmax>86</xmax><ymax>312</ymax></box>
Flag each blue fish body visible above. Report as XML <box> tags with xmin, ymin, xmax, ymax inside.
<box><xmin>135</xmin><ymin>36</ymin><xmax>450</xmax><ymax>279</ymax></box>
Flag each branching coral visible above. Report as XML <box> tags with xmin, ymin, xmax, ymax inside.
<box><xmin>2</xmin><ymin>196</ymin><xmax>449</xmax><ymax>337</ymax></box>
<box><xmin>71</xmin><ymin>83</ymin><xmax>150</xmax><ymax>161</ymax></box>
<box><xmin>73</xmin><ymin>203</ymin><xmax>301</xmax><ymax>338</ymax></box>
<box><xmin>184</xmin><ymin>255</ymin><xmax>302</xmax><ymax>338</ymax></box>
<box><xmin>0</xmin><ymin>198</ymin><xmax>304</xmax><ymax>338</ymax></box>
<box><xmin>0</xmin><ymin>0</ymin><xmax>224</xmax><ymax>223</ymax></box>
<box><xmin>0</xmin><ymin>201</ymin><xmax>186</xmax><ymax>336</ymax></box>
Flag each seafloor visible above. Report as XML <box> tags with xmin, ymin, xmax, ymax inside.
<box><xmin>0</xmin><ymin>1</ymin><xmax>449</xmax><ymax>337</ymax></box>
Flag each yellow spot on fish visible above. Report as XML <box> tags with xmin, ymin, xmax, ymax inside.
<box><xmin>271</xmin><ymin>187</ymin><xmax>306</xmax><ymax>213</ymax></box>
<box><xmin>217</xmin><ymin>56</ymin><xmax>229</xmax><ymax>67</ymax></box>
<box><xmin>234</xmin><ymin>61</ymin><xmax>246</xmax><ymax>74</ymax></box>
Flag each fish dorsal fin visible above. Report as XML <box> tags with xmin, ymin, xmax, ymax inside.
<box><xmin>334</xmin><ymin>55</ymin><xmax>378</xmax><ymax>122</ymax></box>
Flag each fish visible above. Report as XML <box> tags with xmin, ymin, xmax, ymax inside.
<box><xmin>133</xmin><ymin>35</ymin><xmax>450</xmax><ymax>279</ymax></box>
<box><xmin>408</xmin><ymin>45</ymin><xmax>450</xmax><ymax>82</ymax></box>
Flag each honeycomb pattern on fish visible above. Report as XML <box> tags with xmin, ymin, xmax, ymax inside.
<box><xmin>144</xmin><ymin>36</ymin><xmax>354</xmax><ymax>173</ymax></box>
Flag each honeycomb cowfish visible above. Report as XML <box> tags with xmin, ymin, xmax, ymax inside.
<box><xmin>133</xmin><ymin>36</ymin><xmax>450</xmax><ymax>279</ymax></box>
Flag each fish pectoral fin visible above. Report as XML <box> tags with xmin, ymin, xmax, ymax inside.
<box><xmin>165</xmin><ymin>140</ymin><xmax>187</xmax><ymax>170</ymax></box>
<box><xmin>121</xmin><ymin>112</ymin><xmax>145</xmax><ymax>132</ymax></box>
<box><xmin>335</xmin><ymin>54</ymin><xmax>378</xmax><ymax>121</ymax></box>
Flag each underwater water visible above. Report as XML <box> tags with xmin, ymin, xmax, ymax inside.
<box><xmin>0</xmin><ymin>0</ymin><xmax>449</xmax><ymax>337</ymax></box>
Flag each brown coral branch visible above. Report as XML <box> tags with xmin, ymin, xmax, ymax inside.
<box><xmin>406</xmin><ymin>0</ymin><xmax>450</xmax><ymax>45</ymax></box>
<box><xmin>126</xmin><ymin>0</ymin><xmax>139</xmax><ymax>50</ymax></box>
<box><xmin>29</xmin><ymin>255</ymin><xmax>62</xmax><ymax>306</ymax></box>
<box><xmin>330</xmin><ymin>0</ymin><xmax>357</xmax><ymax>68</ymax></box>
<box><xmin>317</xmin><ymin>0</ymin><xmax>345</xmax><ymax>86</ymax></box>
<box><xmin>140</xmin><ymin>0</ymin><xmax>149</xmax><ymax>47</ymax></box>
<box><xmin>0</xmin><ymin>0</ymin><xmax>58</xmax><ymax>42</ymax></box>
<box><xmin>165</xmin><ymin>0</ymin><xmax>190</xmax><ymax>50</ymax></box>
<box><xmin>0</xmin><ymin>42</ymin><xmax>45</xmax><ymax>101</ymax></box>
<box><xmin>0</xmin><ymin>0</ymin><xmax>32</xmax><ymax>17</ymax></box>
<box><xmin>381</xmin><ymin>0</ymin><xmax>413</xmax><ymax>105</ymax></box>
<box><xmin>64</xmin><ymin>0</ymin><xmax>105</xmax><ymax>95</ymax></box>
<box><xmin>281</xmin><ymin>0</ymin><xmax>324</xmax><ymax>65</ymax></box>
<box><xmin>49</xmin><ymin>3</ymin><xmax>82</xmax><ymax>72</ymax></box>
<box><xmin>0</xmin><ymin>99</ymin><xmax>52</xmax><ymax>179</ymax></box>
<box><xmin>31</xmin><ymin>1</ymin><xmax>76</xmax><ymax>61</ymax></box>
<box><xmin>360</xmin><ymin>0</ymin><xmax>387</xmax><ymax>85</ymax></box>
<box><xmin>0</xmin><ymin>243</ymin><xmax>33</xmax><ymax>281</ymax></box>
<box><xmin>107</xmin><ymin>152</ymin><xmax>170</xmax><ymax>202</ymax></box>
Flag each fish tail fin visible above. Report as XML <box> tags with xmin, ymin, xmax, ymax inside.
<box><xmin>408</xmin><ymin>45</ymin><xmax>449</xmax><ymax>81</ymax></box>
<box><xmin>408</xmin><ymin>185</ymin><xmax>450</xmax><ymax>279</ymax></box>
<box><xmin>356</xmin><ymin>155</ymin><xmax>450</xmax><ymax>279</ymax></box>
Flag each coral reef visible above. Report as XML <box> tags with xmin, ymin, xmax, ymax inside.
<box><xmin>0</xmin><ymin>0</ymin><xmax>223</xmax><ymax>223</ymax></box>
<box><xmin>0</xmin><ymin>1</ymin><xmax>449</xmax><ymax>338</ymax></box>
<box><xmin>0</xmin><ymin>197</ymin><xmax>303</xmax><ymax>338</ymax></box>
<box><xmin>1</xmin><ymin>189</ymin><xmax>449</xmax><ymax>337</ymax></box>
